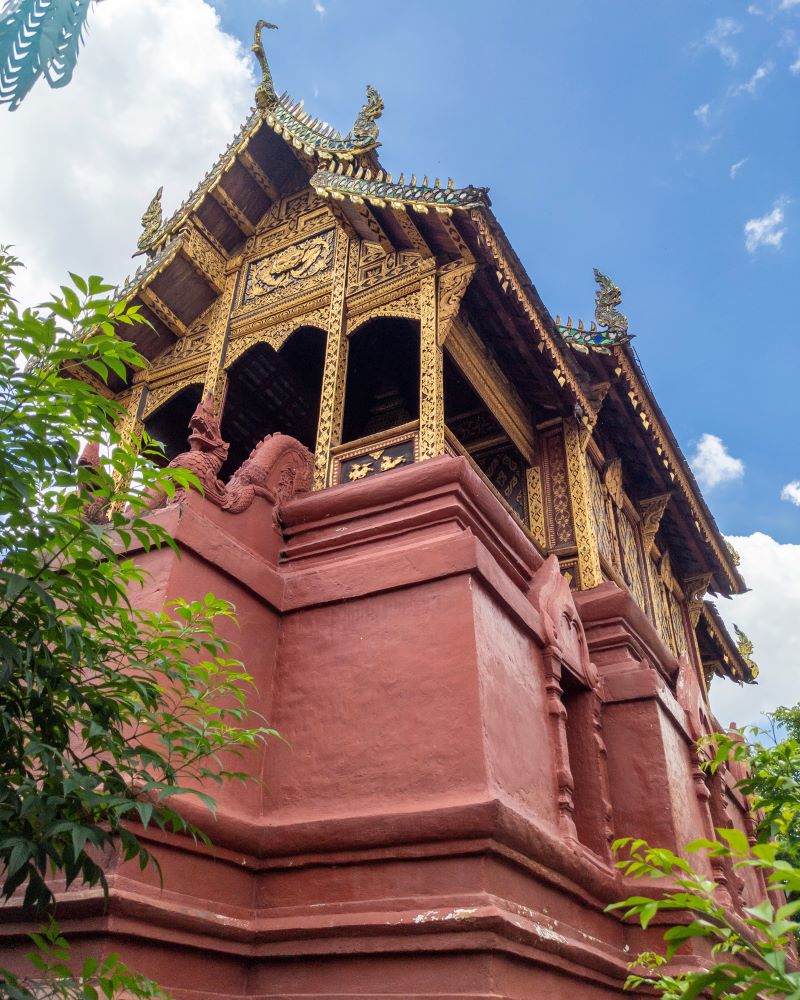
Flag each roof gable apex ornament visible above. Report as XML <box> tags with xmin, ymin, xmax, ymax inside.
<box><xmin>350</xmin><ymin>84</ymin><xmax>383</xmax><ymax>149</ymax></box>
<box><xmin>555</xmin><ymin>268</ymin><xmax>634</xmax><ymax>355</ymax></box>
<box><xmin>252</xmin><ymin>19</ymin><xmax>279</xmax><ymax>111</ymax></box>
<box><xmin>134</xmin><ymin>186</ymin><xmax>164</xmax><ymax>258</ymax></box>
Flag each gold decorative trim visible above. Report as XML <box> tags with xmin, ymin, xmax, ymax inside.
<box><xmin>202</xmin><ymin>269</ymin><xmax>239</xmax><ymax>408</ymax></box>
<box><xmin>612</xmin><ymin>348</ymin><xmax>742</xmax><ymax>592</ymax></box>
<box><xmin>138</xmin><ymin>286</ymin><xmax>187</xmax><ymax>337</ymax></box>
<box><xmin>141</xmin><ymin>376</ymin><xmax>203</xmax><ymax>421</ymax></box>
<box><xmin>563</xmin><ymin>420</ymin><xmax>602</xmax><ymax>589</ymax></box>
<box><xmin>418</xmin><ymin>268</ymin><xmax>444</xmax><ymax>461</ymax></box>
<box><xmin>225</xmin><ymin>307</ymin><xmax>329</xmax><ymax>368</ymax></box>
<box><xmin>447</xmin><ymin>318</ymin><xmax>535</xmax><ymax>465</ymax></box>
<box><xmin>470</xmin><ymin>210</ymin><xmax>596</xmax><ymax>428</ymax></box>
<box><xmin>527</xmin><ymin>465</ymin><xmax>546</xmax><ymax>551</ymax></box>
<box><xmin>638</xmin><ymin>493</ymin><xmax>671</xmax><ymax>552</ymax></box>
<box><xmin>685</xmin><ymin>573</ymin><xmax>713</xmax><ymax>629</ymax></box>
<box><xmin>331</xmin><ymin>422</ymin><xmax>418</xmax><ymax>486</ymax></box>
<box><xmin>181</xmin><ymin>223</ymin><xmax>225</xmax><ymax>294</ymax></box>
<box><xmin>437</xmin><ymin>262</ymin><xmax>476</xmax><ymax>347</ymax></box>
<box><xmin>313</xmin><ymin>230</ymin><xmax>351</xmax><ymax>489</ymax></box>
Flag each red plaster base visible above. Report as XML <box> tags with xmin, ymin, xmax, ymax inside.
<box><xmin>0</xmin><ymin>457</ymin><xmax>763</xmax><ymax>998</ymax></box>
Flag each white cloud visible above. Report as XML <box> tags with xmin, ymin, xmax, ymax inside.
<box><xmin>781</xmin><ymin>481</ymin><xmax>800</xmax><ymax>506</ymax></box>
<box><xmin>0</xmin><ymin>0</ymin><xmax>255</xmax><ymax>308</ymax></box>
<box><xmin>690</xmin><ymin>434</ymin><xmax>745</xmax><ymax>490</ymax></box>
<box><xmin>700</xmin><ymin>17</ymin><xmax>742</xmax><ymax>65</ymax></box>
<box><xmin>730</xmin><ymin>158</ymin><xmax>748</xmax><ymax>179</ymax></box>
<box><xmin>791</xmin><ymin>51</ymin><xmax>800</xmax><ymax>74</ymax></box>
<box><xmin>313</xmin><ymin>0</ymin><xmax>326</xmax><ymax>14</ymax></box>
<box><xmin>744</xmin><ymin>198</ymin><xmax>788</xmax><ymax>252</ymax></box>
<box><xmin>711</xmin><ymin>534</ymin><xmax>800</xmax><ymax>728</ymax></box>
<box><xmin>694</xmin><ymin>102</ymin><xmax>712</xmax><ymax>126</ymax></box>
<box><xmin>780</xmin><ymin>0</ymin><xmax>800</xmax><ymax>8</ymax></box>
<box><xmin>730</xmin><ymin>61</ymin><xmax>774</xmax><ymax>96</ymax></box>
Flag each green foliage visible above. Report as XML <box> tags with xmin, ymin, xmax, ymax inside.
<box><xmin>0</xmin><ymin>248</ymin><xmax>276</xmax><ymax>994</ymax></box>
<box><xmin>702</xmin><ymin>710</ymin><xmax>800</xmax><ymax>867</ymax></box>
<box><xmin>610</xmin><ymin>835</ymin><xmax>800</xmax><ymax>998</ymax></box>
<box><xmin>1</xmin><ymin>0</ymin><xmax>94</xmax><ymax>111</ymax></box>
<box><xmin>2</xmin><ymin>919</ymin><xmax>166</xmax><ymax>999</ymax></box>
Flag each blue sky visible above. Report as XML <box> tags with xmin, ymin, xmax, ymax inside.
<box><xmin>212</xmin><ymin>0</ymin><xmax>800</xmax><ymax>544</ymax></box>
<box><xmin>1</xmin><ymin>0</ymin><xmax>797</xmax><ymax>723</ymax></box>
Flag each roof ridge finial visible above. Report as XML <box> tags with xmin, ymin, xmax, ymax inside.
<box><xmin>592</xmin><ymin>268</ymin><xmax>628</xmax><ymax>339</ymax></box>
<box><xmin>253</xmin><ymin>20</ymin><xmax>279</xmax><ymax>111</ymax></box>
<box><xmin>135</xmin><ymin>185</ymin><xmax>163</xmax><ymax>257</ymax></box>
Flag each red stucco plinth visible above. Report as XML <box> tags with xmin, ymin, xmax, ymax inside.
<box><xmin>0</xmin><ymin>457</ymin><xmax>763</xmax><ymax>998</ymax></box>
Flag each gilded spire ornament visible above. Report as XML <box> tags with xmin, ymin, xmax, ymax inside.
<box><xmin>556</xmin><ymin>269</ymin><xmax>633</xmax><ymax>354</ymax></box>
<box><xmin>252</xmin><ymin>19</ymin><xmax>278</xmax><ymax>110</ymax></box>
<box><xmin>734</xmin><ymin>625</ymin><xmax>759</xmax><ymax>679</ymax></box>
<box><xmin>135</xmin><ymin>186</ymin><xmax>164</xmax><ymax>257</ymax></box>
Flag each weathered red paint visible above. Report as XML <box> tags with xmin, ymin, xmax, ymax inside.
<box><xmin>0</xmin><ymin>456</ymin><xmax>764</xmax><ymax>998</ymax></box>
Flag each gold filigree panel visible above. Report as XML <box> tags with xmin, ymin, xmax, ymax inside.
<box><xmin>351</xmin><ymin>242</ymin><xmax>421</xmax><ymax>295</ymax></box>
<box><xmin>418</xmin><ymin>270</ymin><xmax>444</xmax><ymax>460</ymax></box>
<box><xmin>346</xmin><ymin>289</ymin><xmax>420</xmax><ymax>329</ymax></box>
<box><xmin>142</xmin><ymin>377</ymin><xmax>203</xmax><ymax>421</ymax></box>
<box><xmin>619</xmin><ymin>510</ymin><xmax>649</xmax><ymax>613</ymax></box>
<box><xmin>244</xmin><ymin>189</ymin><xmax>333</xmax><ymax>258</ymax></box>
<box><xmin>587</xmin><ymin>457</ymin><xmax>619</xmax><ymax>574</ymax></box>
<box><xmin>563</xmin><ymin>421</ymin><xmax>602</xmax><ymax>589</ymax></box>
<box><xmin>527</xmin><ymin>465</ymin><xmax>546</xmax><ymax>550</ymax></box>
<box><xmin>543</xmin><ymin>429</ymin><xmax>575</xmax><ymax>548</ymax></box>
<box><xmin>225</xmin><ymin>307</ymin><xmax>329</xmax><ymax>368</ymax></box>
<box><xmin>241</xmin><ymin>229</ymin><xmax>335</xmax><ymax>308</ymax></box>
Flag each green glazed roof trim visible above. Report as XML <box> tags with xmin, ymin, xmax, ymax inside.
<box><xmin>310</xmin><ymin>166</ymin><xmax>490</xmax><ymax>214</ymax></box>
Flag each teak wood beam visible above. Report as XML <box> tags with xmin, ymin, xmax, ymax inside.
<box><xmin>209</xmin><ymin>183</ymin><xmax>255</xmax><ymax>237</ymax></box>
<box><xmin>240</xmin><ymin>149</ymin><xmax>280</xmax><ymax>203</ymax></box>
<box><xmin>138</xmin><ymin>286</ymin><xmax>188</xmax><ymax>338</ymax></box>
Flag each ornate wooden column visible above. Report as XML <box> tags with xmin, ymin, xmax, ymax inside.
<box><xmin>418</xmin><ymin>262</ymin><xmax>444</xmax><ymax>461</ymax></box>
<box><xmin>563</xmin><ymin>420</ymin><xmax>602</xmax><ymax>589</ymax></box>
<box><xmin>313</xmin><ymin>231</ymin><xmax>351</xmax><ymax>489</ymax></box>
<box><xmin>202</xmin><ymin>267</ymin><xmax>240</xmax><ymax>412</ymax></box>
<box><xmin>526</xmin><ymin>464</ymin><xmax>547</xmax><ymax>550</ymax></box>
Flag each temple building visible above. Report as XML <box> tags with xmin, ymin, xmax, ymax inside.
<box><xmin>1</xmin><ymin>24</ymin><xmax>762</xmax><ymax>999</ymax></box>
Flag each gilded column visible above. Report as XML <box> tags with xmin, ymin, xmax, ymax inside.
<box><xmin>418</xmin><ymin>265</ymin><xmax>444</xmax><ymax>461</ymax></box>
<box><xmin>202</xmin><ymin>266</ymin><xmax>240</xmax><ymax>411</ymax></box>
<box><xmin>111</xmin><ymin>383</ymin><xmax>146</xmax><ymax>503</ymax></box>
<box><xmin>563</xmin><ymin>420</ymin><xmax>603</xmax><ymax>589</ymax></box>
<box><xmin>526</xmin><ymin>465</ymin><xmax>546</xmax><ymax>550</ymax></box>
<box><xmin>313</xmin><ymin>230</ymin><xmax>351</xmax><ymax>489</ymax></box>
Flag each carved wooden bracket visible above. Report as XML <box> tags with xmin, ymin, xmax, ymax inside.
<box><xmin>437</xmin><ymin>262</ymin><xmax>476</xmax><ymax>347</ymax></box>
<box><xmin>684</xmin><ymin>573</ymin><xmax>713</xmax><ymax>628</ymax></box>
<box><xmin>638</xmin><ymin>492</ymin><xmax>671</xmax><ymax>551</ymax></box>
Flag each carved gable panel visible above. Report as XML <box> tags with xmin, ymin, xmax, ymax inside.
<box><xmin>242</xmin><ymin>229</ymin><xmax>335</xmax><ymax>307</ymax></box>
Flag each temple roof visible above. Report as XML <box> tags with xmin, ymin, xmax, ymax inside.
<box><xmin>117</xmin><ymin>24</ymin><xmax>745</xmax><ymax>604</ymax></box>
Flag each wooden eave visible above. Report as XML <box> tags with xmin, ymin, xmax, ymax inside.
<box><xmin>699</xmin><ymin>601</ymin><xmax>756</xmax><ymax>685</ymax></box>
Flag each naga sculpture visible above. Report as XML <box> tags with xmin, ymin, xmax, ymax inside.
<box><xmin>143</xmin><ymin>394</ymin><xmax>228</xmax><ymax>510</ymax></box>
<box><xmin>252</xmin><ymin>20</ymin><xmax>279</xmax><ymax>110</ymax></box>
<box><xmin>223</xmin><ymin>432</ymin><xmax>313</xmax><ymax>514</ymax></box>
<box><xmin>556</xmin><ymin>268</ymin><xmax>632</xmax><ymax>354</ymax></box>
<box><xmin>592</xmin><ymin>268</ymin><xmax>628</xmax><ymax>339</ymax></box>
<box><xmin>140</xmin><ymin>396</ymin><xmax>312</xmax><ymax>517</ymax></box>
<box><xmin>135</xmin><ymin>186</ymin><xmax>164</xmax><ymax>257</ymax></box>
<box><xmin>350</xmin><ymin>84</ymin><xmax>384</xmax><ymax>149</ymax></box>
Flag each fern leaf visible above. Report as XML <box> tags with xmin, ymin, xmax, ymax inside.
<box><xmin>0</xmin><ymin>0</ymin><xmax>93</xmax><ymax>110</ymax></box>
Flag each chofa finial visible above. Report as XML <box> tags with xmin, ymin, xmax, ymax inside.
<box><xmin>135</xmin><ymin>186</ymin><xmax>163</xmax><ymax>257</ymax></box>
<box><xmin>253</xmin><ymin>20</ymin><xmax>279</xmax><ymax>110</ymax></box>
<box><xmin>592</xmin><ymin>268</ymin><xmax>628</xmax><ymax>340</ymax></box>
